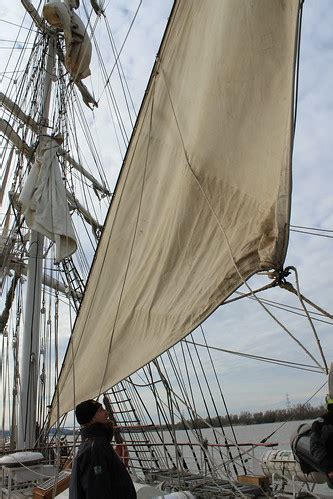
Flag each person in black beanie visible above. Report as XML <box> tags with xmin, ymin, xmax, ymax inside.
<box><xmin>69</xmin><ymin>399</ymin><xmax>137</xmax><ymax>498</ymax></box>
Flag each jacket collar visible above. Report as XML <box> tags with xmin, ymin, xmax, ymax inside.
<box><xmin>81</xmin><ymin>422</ymin><xmax>114</xmax><ymax>441</ymax></box>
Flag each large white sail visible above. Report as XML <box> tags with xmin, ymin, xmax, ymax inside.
<box><xmin>50</xmin><ymin>0</ymin><xmax>300</xmax><ymax>424</ymax></box>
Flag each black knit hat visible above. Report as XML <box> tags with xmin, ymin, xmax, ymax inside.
<box><xmin>75</xmin><ymin>399</ymin><xmax>102</xmax><ymax>425</ymax></box>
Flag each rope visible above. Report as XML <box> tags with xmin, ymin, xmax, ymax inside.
<box><xmin>280</xmin><ymin>277</ymin><xmax>333</xmax><ymax>321</ymax></box>
<box><xmin>142</xmin><ymin>363</ymin><xmax>180</xmax><ymax>468</ymax></box>
<box><xmin>282</xmin><ymin>266</ymin><xmax>329</xmax><ymax>374</ymax></box>
<box><xmin>139</xmin><ymin>363</ymin><xmax>235</xmax><ymax>464</ymax></box>
<box><xmin>199</xmin><ymin>326</ymin><xmax>248</xmax><ymax>472</ymax></box>
<box><xmin>68</xmin><ymin>295</ymin><xmax>77</xmax><ymax>463</ymax></box>
<box><xmin>98</xmin><ymin>0</ymin><xmax>143</xmax><ymax>102</ymax></box>
<box><xmin>0</xmin><ymin>18</ymin><xmax>38</xmax><ymax>32</ymax></box>
<box><xmin>139</xmin><ymin>348</ymin><xmax>325</xmax><ymax>495</ymax></box>
<box><xmin>136</xmin><ymin>368</ymin><xmax>251</xmax><ymax>498</ymax></box>
<box><xmin>291</xmin><ymin>224</ymin><xmax>333</xmax><ymax>233</ymax></box>
<box><xmin>191</xmin><ymin>338</ymin><xmax>241</xmax><ymax>474</ymax></box>
<box><xmin>184</xmin><ymin>340</ymin><xmax>323</xmax><ymax>374</ymax></box>
<box><xmin>51</xmin><ymin>288</ymin><xmax>62</xmax><ymax>499</ymax></box>
<box><xmin>237</xmin><ymin>293</ymin><xmax>333</xmax><ymax>326</ymax></box>
<box><xmin>1</xmin><ymin>324</ymin><xmax>9</xmax><ymax>448</ymax></box>
<box><xmin>140</xmin><ymin>370</ymin><xmax>267</xmax><ymax>475</ymax></box>
<box><xmin>91</xmin><ymin>33</ymin><xmax>131</xmax><ymax>148</ymax></box>
<box><xmin>291</xmin><ymin>228</ymin><xmax>333</xmax><ymax>239</ymax></box>
<box><xmin>104</xmin><ymin>16</ymin><xmax>136</xmax><ymax>127</ymax></box>
<box><xmin>164</xmin><ymin>349</ymin><xmax>205</xmax><ymax>472</ymax></box>
<box><xmin>179</xmin><ymin>343</ymin><xmax>206</xmax><ymax>472</ymax></box>
<box><xmin>258</xmin><ymin>381</ymin><xmax>327</xmax><ymax>444</ymax></box>
<box><xmin>165</xmin><ymin>380</ymin><xmax>188</xmax><ymax>487</ymax></box>
<box><xmin>223</xmin><ymin>282</ymin><xmax>275</xmax><ymax>304</ymax></box>
<box><xmin>179</xmin><ymin>340</ymin><xmax>231</xmax><ymax>475</ymax></box>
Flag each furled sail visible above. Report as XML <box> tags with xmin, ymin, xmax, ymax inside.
<box><xmin>19</xmin><ymin>136</ymin><xmax>77</xmax><ymax>262</ymax></box>
<box><xmin>50</xmin><ymin>0</ymin><xmax>300</xmax><ymax>424</ymax></box>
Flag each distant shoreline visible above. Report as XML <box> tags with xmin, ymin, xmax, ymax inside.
<box><xmin>156</xmin><ymin>403</ymin><xmax>324</xmax><ymax>431</ymax></box>
<box><xmin>0</xmin><ymin>403</ymin><xmax>324</xmax><ymax>437</ymax></box>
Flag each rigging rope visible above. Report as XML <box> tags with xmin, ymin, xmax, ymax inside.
<box><xmin>188</xmin><ymin>340</ymin><xmax>240</xmax><ymax>474</ymax></box>
<box><xmin>291</xmin><ymin>224</ymin><xmax>333</xmax><ymax>233</ymax></box>
<box><xmin>280</xmin><ymin>275</ymin><xmax>333</xmax><ymax>322</ymax></box>
<box><xmin>162</xmin><ymin>350</ymin><xmax>206</xmax><ymax>473</ymax></box>
<box><xmin>199</xmin><ymin>325</ymin><xmax>248</xmax><ymax>470</ymax></box>
<box><xmin>236</xmin><ymin>292</ymin><xmax>333</xmax><ymax>326</ymax></box>
<box><xmin>0</xmin><ymin>18</ymin><xmax>38</xmax><ymax>32</ymax></box>
<box><xmin>98</xmin><ymin>0</ymin><xmax>143</xmax><ymax>103</ymax></box>
<box><xmin>184</xmin><ymin>340</ymin><xmax>323</xmax><ymax>374</ymax></box>
<box><xmin>135</xmin><ymin>367</ymin><xmax>255</xmax><ymax>498</ymax></box>
<box><xmin>258</xmin><ymin>380</ymin><xmax>327</xmax><ymax>444</ymax></box>
<box><xmin>174</xmin><ymin>341</ymin><xmax>233</xmax><ymax>475</ymax></box>
<box><xmin>142</xmin><ymin>363</ymin><xmax>179</xmax><ymax>468</ymax></box>
<box><xmin>103</xmin><ymin>16</ymin><xmax>136</xmax><ymax>126</ymax></box>
<box><xmin>291</xmin><ymin>228</ymin><xmax>333</xmax><ymax>239</ymax></box>
<box><xmin>178</xmin><ymin>342</ymin><xmax>207</xmax><ymax>472</ymax></box>
<box><xmin>283</xmin><ymin>266</ymin><xmax>328</xmax><ymax>374</ymax></box>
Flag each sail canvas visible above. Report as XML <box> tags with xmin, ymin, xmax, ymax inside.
<box><xmin>50</xmin><ymin>0</ymin><xmax>300</xmax><ymax>424</ymax></box>
<box><xmin>19</xmin><ymin>136</ymin><xmax>77</xmax><ymax>262</ymax></box>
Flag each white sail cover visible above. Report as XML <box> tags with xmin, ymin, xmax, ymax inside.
<box><xmin>19</xmin><ymin>136</ymin><xmax>77</xmax><ymax>262</ymax></box>
<box><xmin>50</xmin><ymin>0</ymin><xmax>300</xmax><ymax>424</ymax></box>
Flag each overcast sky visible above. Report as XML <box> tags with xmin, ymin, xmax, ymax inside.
<box><xmin>1</xmin><ymin>0</ymin><xmax>333</xmax><ymax>429</ymax></box>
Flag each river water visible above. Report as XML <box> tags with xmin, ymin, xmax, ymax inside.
<box><xmin>157</xmin><ymin>419</ymin><xmax>305</xmax><ymax>467</ymax></box>
<box><xmin>146</xmin><ymin>419</ymin><xmax>332</xmax><ymax>496</ymax></box>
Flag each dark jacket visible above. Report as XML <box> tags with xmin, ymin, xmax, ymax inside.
<box><xmin>69</xmin><ymin>423</ymin><xmax>137</xmax><ymax>498</ymax></box>
<box><xmin>310</xmin><ymin>411</ymin><xmax>333</xmax><ymax>473</ymax></box>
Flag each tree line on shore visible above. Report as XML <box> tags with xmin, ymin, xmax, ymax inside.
<box><xmin>1</xmin><ymin>403</ymin><xmax>325</xmax><ymax>438</ymax></box>
<box><xmin>171</xmin><ymin>403</ymin><xmax>325</xmax><ymax>430</ymax></box>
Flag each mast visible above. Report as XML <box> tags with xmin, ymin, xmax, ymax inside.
<box><xmin>17</xmin><ymin>34</ymin><xmax>55</xmax><ymax>450</ymax></box>
<box><xmin>1</xmin><ymin>0</ymin><xmax>106</xmax><ymax>446</ymax></box>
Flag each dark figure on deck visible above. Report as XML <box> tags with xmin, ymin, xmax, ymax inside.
<box><xmin>310</xmin><ymin>395</ymin><xmax>333</xmax><ymax>483</ymax></box>
<box><xmin>69</xmin><ymin>399</ymin><xmax>137</xmax><ymax>499</ymax></box>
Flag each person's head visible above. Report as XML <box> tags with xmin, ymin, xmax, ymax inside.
<box><xmin>75</xmin><ymin>399</ymin><xmax>109</xmax><ymax>426</ymax></box>
<box><xmin>325</xmin><ymin>394</ymin><xmax>333</xmax><ymax>412</ymax></box>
